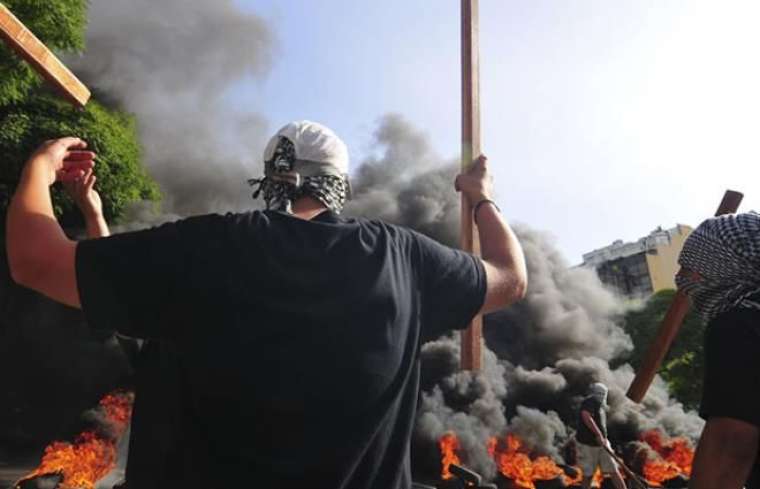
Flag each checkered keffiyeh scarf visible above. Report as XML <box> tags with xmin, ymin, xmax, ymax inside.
<box><xmin>248</xmin><ymin>137</ymin><xmax>349</xmax><ymax>214</ymax></box>
<box><xmin>676</xmin><ymin>212</ymin><xmax>760</xmax><ymax>322</ymax></box>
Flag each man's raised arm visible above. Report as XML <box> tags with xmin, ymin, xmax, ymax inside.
<box><xmin>455</xmin><ymin>155</ymin><xmax>528</xmax><ymax>314</ymax></box>
<box><xmin>6</xmin><ymin>138</ymin><xmax>96</xmax><ymax>307</ymax></box>
<box><xmin>64</xmin><ymin>168</ymin><xmax>110</xmax><ymax>239</ymax></box>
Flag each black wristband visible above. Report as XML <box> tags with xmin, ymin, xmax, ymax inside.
<box><xmin>473</xmin><ymin>199</ymin><xmax>500</xmax><ymax>223</ymax></box>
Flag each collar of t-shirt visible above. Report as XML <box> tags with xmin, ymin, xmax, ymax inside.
<box><xmin>312</xmin><ymin>210</ymin><xmax>341</xmax><ymax>223</ymax></box>
<box><xmin>266</xmin><ymin>209</ymin><xmax>342</xmax><ymax>224</ymax></box>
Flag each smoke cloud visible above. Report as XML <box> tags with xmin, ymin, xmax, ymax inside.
<box><xmin>48</xmin><ymin>1</ymin><xmax>705</xmax><ymax>480</ymax></box>
<box><xmin>0</xmin><ymin>0</ymin><xmax>276</xmax><ymax>461</ymax></box>
<box><xmin>489</xmin><ymin>227</ymin><xmax>632</xmax><ymax>368</ymax></box>
<box><xmin>344</xmin><ymin>114</ymin><xmax>461</xmax><ymax>246</ymax></box>
<box><xmin>69</xmin><ymin>0</ymin><xmax>274</xmax><ymax>216</ymax></box>
<box><xmin>416</xmin><ymin>338</ymin><xmax>507</xmax><ymax>479</ymax></box>
<box><xmin>344</xmin><ymin>114</ymin><xmax>704</xmax><ymax>482</ymax></box>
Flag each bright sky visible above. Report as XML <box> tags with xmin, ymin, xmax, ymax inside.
<box><xmin>232</xmin><ymin>0</ymin><xmax>760</xmax><ymax>264</ymax></box>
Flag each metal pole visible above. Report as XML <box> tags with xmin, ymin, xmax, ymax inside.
<box><xmin>460</xmin><ymin>0</ymin><xmax>482</xmax><ymax>371</ymax></box>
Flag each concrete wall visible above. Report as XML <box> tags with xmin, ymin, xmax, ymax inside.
<box><xmin>645</xmin><ymin>224</ymin><xmax>693</xmax><ymax>292</ymax></box>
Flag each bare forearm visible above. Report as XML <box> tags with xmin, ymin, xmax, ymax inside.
<box><xmin>12</xmin><ymin>159</ymin><xmax>55</xmax><ymax>216</ymax></box>
<box><xmin>84</xmin><ymin>214</ymin><xmax>110</xmax><ymax>238</ymax></box>
<box><xmin>478</xmin><ymin>204</ymin><xmax>524</xmax><ymax>271</ymax></box>
<box><xmin>7</xmin><ymin>158</ymin><xmax>79</xmax><ymax>306</ymax></box>
<box><xmin>455</xmin><ymin>155</ymin><xmax>527</xmax><ymax>312</ymax></box>
<box><xmin>7</xmin><ymin>160</ymin><xmax>68</xmax><ymax>279</ymax></box>
<box><xmin>690</xmin><ymin>418</ymin><xmax>759</xmax><ymax>489</ymax></box>
<box><xmin>5</xmin><ymin>138</ymin><xmax>93</xmax><ymax>306</ymax></box>
<box><xmin>476</xmin><ymin>203</ymin><xmax>528</xmax><ymax>302</ymax></box>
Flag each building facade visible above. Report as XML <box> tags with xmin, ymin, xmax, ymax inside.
<box><xmin>582</xmin><ymin>224</ymin><xmax>693</xmax><ymax>299</ymax></box>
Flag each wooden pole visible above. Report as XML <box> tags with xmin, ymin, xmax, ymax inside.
<box><xmin>0</xmin><ymin>3</ymin><xmax>90</xmax><ymax>108</ymax></box>
<box><xmin>626</xmin><ymin>190</ymin><xmax>744</xmax><ymax>403</ymax></box>
<box><xmin>460</xmin><ymin>0</ymin><xmax>482</xmax><ymax>371</ymax></box>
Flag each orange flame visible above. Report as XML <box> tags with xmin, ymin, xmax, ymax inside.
<box><xmin>20</xmin><ymin>391</ymin><xmax>134</xmax><ymax>489</ymax></box>
<box><xmin>439</xmin><ymin>432</ymin><xmax>462</xmax><ymax>480</ymax></box>
<box><xmin>489</xmin><ymin>434</ymin><xmax>582</xmax><ymax>488</ymax></box>
<box><xmin>438</xmin><ymin>430</ymin><xmax>693</xmax><ymax>488</ymax></box>
<box><xmin>640</xmin><ymin>429</ymin><xmax>694</xmax><ymax>486</ymax></box>
<box><xmin>592</xmin><ymin>468</ymin><xmax>604</xmax><ymax>487</ymax></box>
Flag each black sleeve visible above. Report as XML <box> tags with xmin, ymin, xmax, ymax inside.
<box><xmin>700</xmin><ymin>311</ymin><xmax>760</xmax><ymax>427</ymax></box>
<box><xmin>413</xmin><ymin>232</ymin><xmax>487</xmax><ymax>338</ymax></box>
<box><xmin>75</xmin><ymin>214</ymin><xmax>226</xmax><ymax>341</ymax></box>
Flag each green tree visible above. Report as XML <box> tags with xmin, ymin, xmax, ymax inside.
<box><xmin>0</xmin><ymin>95</ymin><xmax>160</xmax><ymax>224</ymax></box>
<box><xmin>0</xmin><ymin>0</ymin><xmax>87</xmax><ymax>106</ymax></box>
<box><xmin>661</xmin><ymin>352</ymin><xmax>704</xmax><ymax>410</ymax></box>
<box><xmin>622</xmin><ymin>289</ymin><xmax>705</xmax><ymax>410</ymax></box>
<box><xmin>0</xmin><ymin>0</ymin><xmax>159</xmax><ymax>224</ymax></box>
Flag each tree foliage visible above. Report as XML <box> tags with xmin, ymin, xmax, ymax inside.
<box><xmin>0</xmin><ymin>0</ymin><xmax>87</xmax><ymax>106</ymax></box>
<box><xmin>0</xmin><ymin>0</ymin><xmax>159</xmax><ymax>224</ymax></box>
<box><xmin>0</xmin><ymin>95</ymin><xmax>159</xmax><ymax>224</ymax></box>
<box><xmin>621</xmin><ymin>289</ymin><xmax>705</xmax><ymax>410</ymax></box>
<box><xmin>661</xmin><ymin>352</ymin><xmax>704</xmax><ymax>410</ymax></box>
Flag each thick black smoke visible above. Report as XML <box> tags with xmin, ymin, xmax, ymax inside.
<box><xmin>344</xmin><ymin>114</ymin><xmax>460</xmax><ymax>246</ymax></box>
<box><xmin>489</xmin><ymin>227</ymin><xmax>631</xmax><ymax>368</ymax></box>
<box><xmin>68</xmin><ymin>0</ymin><xmax>274</xmax><ymax>216</ymax></box>
<box><xmin>416</xmin><ymin>339</ymin><xmax>507</xmax><ymax>479</ymax></box>
<box><xmin>0</xmin><ymin>0</ymin><xmax>275</xmax><ymax>463</ymax></box>
<box><xmin>9</xmin><ymin>0</ymin><xmax>704</xmax><ymax>480</ymax></box>
<box><xmin>345</xmin><ymin>115</ymin><xmax>704</xmax><ymax>481</ymax></box>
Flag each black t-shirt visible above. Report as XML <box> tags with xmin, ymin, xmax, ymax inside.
<box><xmin>576</xmin><ymin>397</ymin><xmax>607</xmax><ymax>446</ymax></box>
<box><xmin>701</xmin><ymin>304</ymin><xmax>760</xmax><ymax>427</ymax></box>
<box><xmin>76</xmin><ymin>210</ymin><xmax>486</xmax><ymax>489</ymax></box>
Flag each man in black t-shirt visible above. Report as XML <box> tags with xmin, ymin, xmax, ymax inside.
<box><xmin>6</xmin><ymin>122</ymin><xmax>528</xmax><ymax>489</ymax></box>
<box><xmin>576</xmin><ymin>383</ymin><xmax>625</xmax><ymax>489</ymax></box>
<box><xmin>676</xmin><ymin>213</ymin><xmax>760</xmax><ymax>489</ymax></box>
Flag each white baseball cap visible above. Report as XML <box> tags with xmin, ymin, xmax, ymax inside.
<box><xmin>263</xmin><ymin>120</ymin><xmax>349</xmax><ymax>177</ymax></box>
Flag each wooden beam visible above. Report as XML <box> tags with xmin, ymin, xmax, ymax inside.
<box><xmin>0</xmin><ymin>3</ymin><xmax>90</xmax><ymax>108</ymax></box>
<box><xmin>460</xmin><ymin>0</ymin><xmax>482</xmax><ymax>371</ymax></box>
<box><xmin>626</xmin><ymin>189</ymin><xmax>744</xmax><ymax>403</ymax></box>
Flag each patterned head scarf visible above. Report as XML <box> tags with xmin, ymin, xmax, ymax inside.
<box><xmin>589</xmin><ymin>382</ymin><xmax>608</xmax><ymax>405</ymax></box>
<box><xmin>249</xmin><ymin>121</ymin><xmax>350</xmax><ymax>214</ymax></box>
<box><xmin>676</xmin><ymin>212</ymin><xmax>760</xmax><ymax>322</ymax></box>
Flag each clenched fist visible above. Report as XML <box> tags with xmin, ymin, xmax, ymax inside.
<box><xmin>455</xmin><ymin>154</ymin><xmax>492</xmax><ymax>204</ymax></box>
<box><xmin>26</xmin><ymin>137</ymin><xmax>96</xmax><ymax>186</ymax></box>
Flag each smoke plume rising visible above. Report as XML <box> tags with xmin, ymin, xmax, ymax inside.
<box><xmin>48</xmin><ymin>0</ymin><xmax>707</xmax><ymax>481</ymax></box>
<box><xmin>344</xmin><ymin>114</ymin><xmax>461</xmax><ymax>246</ymax></box>
<box><xmin>345</xmin><ymin>114</ymin><xmax>704</xmax><ymax>481</ymax></box>
<box><xmin>0</xmin><ymin>0</ymin><xmax>276</xmax><ymax>460</ymax></box>
<box><xmin>69</xmin><ymin>0</ymin><xmax>274</xmax><ymax>216</ymax></box>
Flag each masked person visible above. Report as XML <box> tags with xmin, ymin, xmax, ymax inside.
<box><xmin>6</xmin><ymin>122</ymin><xmax>528</xmax><ymax>489</ymax></box>
<box><xmin>576</xmin><ymin>383</ymin><xmax>626</xmax><ymax>489</ymax></box>
<box><xmin>675</xmin><ymin>212</ymin><xmax>760</xmax><ymax>489</ymax></box>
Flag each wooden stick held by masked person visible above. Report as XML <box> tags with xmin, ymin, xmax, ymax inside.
<box><xmin>626</xmin><ymin>190</ymin><xmax>743</xmax><ymax>403</ymax></box>
<box><xmin>676</xmin><ymin>212</ymin><xmax>760</xmax><ymax>489</ymax></box>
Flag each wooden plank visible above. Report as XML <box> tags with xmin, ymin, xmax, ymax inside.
<box><xmin>460</xmin><ymin>0</ymin><xmax>482</xmax><ymax>371</ymax></box>
<box><xmin>0</xmin><ymin>3</ymin><xmax>90</xmax><ymax>108</ymax></box>
<box><xmin>626</xmin><ymin>189</ymin><xmax>744</xmax><ymax>403</ymax></box>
